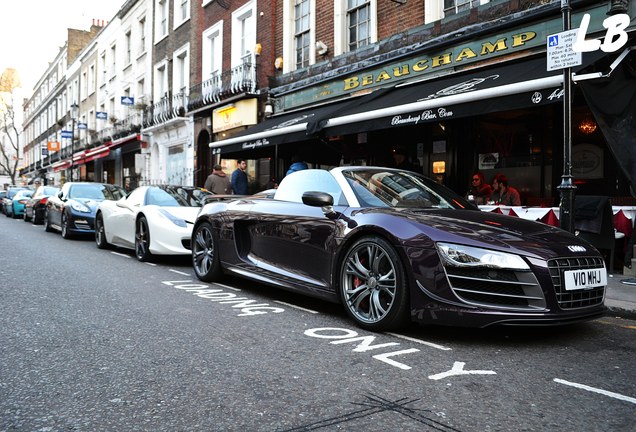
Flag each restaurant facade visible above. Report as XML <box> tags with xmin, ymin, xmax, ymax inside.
<box><xmin>210</xmin><ymin>0</ymin><xmax>635</xmax><ymax>207</ymax></box>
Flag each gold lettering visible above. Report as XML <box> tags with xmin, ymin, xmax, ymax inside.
<box><xmin>412</xmin><ymin>59</ymin><xmax>428</xmax><ymax>72</ymax></box>
<box><xmin>455</xmin><ymin>47</ymin><xmax>477</xmax><ymax>62</ymax></box>
<box><xmin>431</xmin><ymin>53</ymin><xmax>452</xmax><ymax>67</ymax></box>
<box><xmin>343</xmin><ymin>77</ymin><xmax>359</xmax><ymax>91</ymax></box>
<box><xmin>481</xmin><ymin>38</ymin><xmax>507</xmax><ymax>55</ymax></box>
<box><xmin>512</xmin><ymin>31</ymin><xmax>536</xmax><ymax>47</ymax></box>
<box><xmin>376</xmin><ymin>70</ymin><xmax>392</xmax><ymax>82</ymax></box>
<box><xmin>393</xmin><ymin>64</ymin><xmax>410</xmax><ymax>77</ymax></box>
<box><xmin>361</xmin><ymin>75</ymin><xmax>374</xmax><ymax>86</ymax></box>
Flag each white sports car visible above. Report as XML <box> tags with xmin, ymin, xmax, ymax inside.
<box><xmin>95</xmin><ymin>185</ymin><xmax>213</xmax><ymax>261</ymax></box>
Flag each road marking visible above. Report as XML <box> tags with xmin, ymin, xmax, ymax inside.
<box><xmin>428</xmin><ymin>362</ymin><xmax>497</xmax><ymax>380</ymax></box>
<box><xmin>597</xmin><ymin>319</ymin><xmax>636</xmax><ymax>330</ymax></box>
<box><xmin>554</xmin><ymin>378</ymin><xmax>636</xmax><ymax>404</ymax></box>
<box><xmin>213</xmin><ymin>283</ymin><xmax>242</xmax><ymax>292</ymax></box>
<box><xmin>145</xmin><ymin>262</ymin><xmax>156</xmax><ymax>266</ymax></box>
<box><xmin>169</xmin><ymin>269</ymin><xmax>190</xmax><ymax>275</ymax></box>
<box><xmin>110</xmin><ymin>252</ymin><xmax>131</xmax><ymax>258</ymax></box>
<box><xmin>274</xmin><ymin>300</ymin><xmax>318</xmax><ymax>314</ymax></box>
<box><xmin>385</xmin><ymin>332</ymin><xmax>451</xmax><ymax>351</ymax></box>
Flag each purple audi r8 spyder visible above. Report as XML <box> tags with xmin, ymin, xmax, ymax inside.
<box><xmin>191</xmin><ymin>167</ymin><xmax>606</xmax><ymax>331</ymax></box>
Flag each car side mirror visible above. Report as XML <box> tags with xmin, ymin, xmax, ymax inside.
<box><xmin>302</xmin><ymin>191</ymin><xmax>336</xmax><ymax>218</ymax></box>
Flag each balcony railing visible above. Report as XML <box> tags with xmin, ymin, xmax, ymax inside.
<box><xmin>144</xmin><ymin>91</ymin><xmax>189</xmax><ymax>127</ymax></box>
<box><xmin>189</xmin><ymin>57</ymin><xmax>257</xmax><ymax>111</ymax></box>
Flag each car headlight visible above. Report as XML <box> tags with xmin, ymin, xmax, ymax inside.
<box><xmin>436</xmin><ymin>243</ymin><xmax>529</xmax><ymax>270</ymax></box>
<box><xmin>70</xmin><ymin>201</ymin><xmax>91</xmax><ymax>213</ymax></box>
<box><xmin>158</xmin><ymin>208</ymin><xmax>187</xmax><ymax>227</ymax></box>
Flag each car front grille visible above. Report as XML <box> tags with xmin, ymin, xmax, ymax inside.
<box><xmin>445</xmin><ymin>267</ymin><xmax>545</xmax><ymax>310</ymax></box>
<box><xmin>548</xmin><ymin>257</ymin><xmax>606</xmax><ymax>309</ymax></box>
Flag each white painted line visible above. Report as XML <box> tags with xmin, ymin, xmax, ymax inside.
<box><xmin>111</xmin><ymin>252</ymin><xmax>131</xmax><ymax>259</ymax></box>
<box><xmin>169</xmin><ymin>269</ymin><xmax>190</xmax><ymax>276</ymax></box>
<box><xmin>213</xmin><ymin>283</ymin><xmax>242</xmax><ymax>292</ymax></box>
<box><xmin>554</xmin><ymin>378</ymin><xmax>636</xmax><ymax>404</ymax></box>
<box><xmin>274</xmin><ymin>300</ymin><xmax>318</xmax><ymax>314</ymax></box>
<box><xmin>145</xmin><ymin>262</ymin><xmax>157</xmax><ymax>266</ymax></box>
<box><xmin>385</xmin><ymin>332</ymin><xmax>452</xmax><ymax>351</ymax></box>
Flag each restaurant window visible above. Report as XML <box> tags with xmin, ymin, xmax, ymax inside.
<box><xmin>334</xmin><ymin>0</ymin><xmax>376</xmax><ymax>56</ymax></box>
<box><xmin>295</xmin><ymin>0</ymin><xmax>311</xmax><ymax>69</ymax></box>
<box><xmin>347</xmin><ymin>0</ymin><xmax>371</xmax><ymax>51</ymax></box>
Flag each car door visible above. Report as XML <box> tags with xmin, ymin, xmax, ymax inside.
<box><xmin>48</xmin><ymin>184</ymin><xmax>68</xmax><ymax>227</ymax></box>
<box><xmin>108</xmin><ymin>187</ymin><xmax>145</xmax><ymax>248</ymax></box>
<box><xmin>247</xmin><ymin>199</ymin><xmax>345</xmax><ymax>290</ymax></box>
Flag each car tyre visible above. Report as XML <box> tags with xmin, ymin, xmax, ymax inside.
<box><xmin>44</xmin><ymin>209</ymin><xmax>54</xmax><ymax>232</ymax></box>
<box><xmin>192</xmin><ymin>222</ymin><xmax>222</xmax><ymax>282</ymax></box>
<box><xmin>23</xmin><ymin>209</ymin><xmax>30</xmax><ymax>222</ymax></box>
<box><xmin>135</xmin><ymin>216</ymin><xmax>153</xmax><ymax>262</ymax></box>
<box><xmin>338</xmin><ymin>236</ymin><xmax>409</xmax><ymax>331</ymax></box>
<box><xmin>95</xmin><ymin>213</ymin><xmax>110</xmax><ymax>249</ymax></box>
<box><xmin>61</xmin><ymin>212</ymin><xmax>73</xmax><ymax>239</ymax></box>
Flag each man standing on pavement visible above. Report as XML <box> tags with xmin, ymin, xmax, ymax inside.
<box><xmin>204</xmin><ymin>164</ymin><xmax>232</xmax><ymax>195</ymax></box>
<box><xmin>231</xmin><ymin>159</ymin><xmax>248</xmax><ymax>195</ymax></box>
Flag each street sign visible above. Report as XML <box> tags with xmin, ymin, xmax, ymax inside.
<box><xmin>78</xmin><ymin>122</ymin><xmax>87</xmax><ymax>130</ymax></box>
<box><xmin>96</xmin><ymin>111</ymin><xmax>108</xmax><ymax>120</ymax></box>
<box><xmin>121</xmin><ymin>96</ymin><xmax>134</xmax><ymax>105</ymax></box>
<box><xmin>41</xmin><ymin>144</ymin><xmax>48</xmax><ymax>156</ymax></box>
<box><xmin>61</xmin><ymin>130</ymin><xmax>73</xmax><ymax>139</ymax></box>
<box><xmin>547</xmin><ymin>30</ymin><xmax>582</xmax><ymax>71</ymax></box>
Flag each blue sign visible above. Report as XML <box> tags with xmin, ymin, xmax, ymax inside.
<box><xmin>96</xmin><ymin>112</ymin><xmax>108</xmax><ymax>120</ymax></box>
<box><xmin>61</xmin><ymin>130</ymin><xmax>73</xmax><ymax>139</ymax></box>
<box><xmin>78</xmin><ymin>122</ymin><xmax>87</xmax><ymax>130</ymax></box>
<box><xmin>41</xmin><ymin>145</ymin><xmax>48</xmax><ymax>156</ymax></box>
<box><xmin>121</xmin><ymin>96</ymin><xmax>134</xmax><ymax>105</ymax></box>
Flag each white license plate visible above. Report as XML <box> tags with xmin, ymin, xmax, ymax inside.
<box><xmin>564</xmin><ymin>268</ymin><xmax>607</xmax><ymax>291</ymax></box>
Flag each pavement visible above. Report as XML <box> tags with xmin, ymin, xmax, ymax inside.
<box><xmin>605</xmin><ymin>272</ymin><xmax>636</xmax><ymax>319</ymax></box>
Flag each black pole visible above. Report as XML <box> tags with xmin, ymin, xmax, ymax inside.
<box><xmin>70</xmin><ymin>117</ymin><xmax>75</xmax><ymax>182</ymax></box>
<box><xmin>557</xmin><ymin>0</ymin><xmax>576</xmax><ymax>233</ymax></box>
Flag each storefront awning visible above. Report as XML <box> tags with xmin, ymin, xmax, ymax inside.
<box><xmin>211</xmin><ymin>56</ymin><xmax>569</xmax><ymax>153</ymax></box>
<box><xmin>210</xmin><ymin>98</ymin><xmax>361</xmax><ymax>154</ymax></box>
<box><xmin>314</xmin><ymin>57</ymin><xmax>565</xmax><ymax>137</ymax></box>
<box><xmin>210</xmin><ymin>51</ymin><xmax>617</xmax><ymax>154</ymax></box>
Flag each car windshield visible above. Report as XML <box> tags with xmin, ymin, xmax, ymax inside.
<box><xmin>69</xmin><ymin>184</ymin><xmax>125</xmax><ymax>200</ymax></box>
<box><xmin>341</xmin><ymin>168</ymin><xmax>464</xmax><ymax>209</ymax></box>
<box><xmin>7</xmin><ymin>188</ymin><xmax>27</xmax><ymax>198</ymax></box>
<box><xmin>147</xmin><ymin>186</ymin><xmax>211</xmax><ymax>207</ymax></box>
<box><xmin>14</xmin><ymin>190</ymin><xmax>33</xmax><ymax>199</ymax></box>
<box><xmin>40</xmin><ymin>186</ymin><xmax>59</xmax><ymax>196</ymax></box>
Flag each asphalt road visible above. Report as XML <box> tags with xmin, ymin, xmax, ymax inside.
<box><xmin>1</xmin><ymin>213</ymin><xmax>634</xmax><ymax>431</ymax></box>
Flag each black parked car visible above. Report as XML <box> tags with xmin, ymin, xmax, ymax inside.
<box><xmin>191</xmin><ymin>167</ymin><xmax>607</xmax><ymax>331</ymax></box>
<box><xmin>24</xmin><ymin>185</ymin><xmax>60</xmax><ymax>224</ymax></box>
<box><xmin>44</xmin><ymin>182</ymin><xmax>126</xmax><ymax>239</ymax></box>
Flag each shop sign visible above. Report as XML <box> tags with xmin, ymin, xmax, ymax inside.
<box><xmin>278</xmin><ymin>4</ymin><xmax>629</xmax><ymax>111</ymax></box>
<box><xmin>212</xmin><ymin>99</ymin><xmax>258</xmax><ymax>133</ymax></box>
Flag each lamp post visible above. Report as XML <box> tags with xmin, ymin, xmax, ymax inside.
<box><xmin>70</xmin><ymin>102</ymin><xmax>79</xmax><ymax>182</ymax></box>
<box><xmin>557</xmin><ymin>0</ymin><xmax>576</xmax><ymax>233</ymax></box>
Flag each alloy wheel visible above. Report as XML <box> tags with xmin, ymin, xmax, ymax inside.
<box><xmin>192</xmin><ymin>223</ymin><xmax>221</xmax><ymax>281</ymax></box>
<box><xmin>135</xmin><ymin>217</ymin><xmax>152</xmax><ymax>261</ymax></box>
<box><xmin>339</xmin><ymin>237</ymin><xmax>408</xmax><ymax>330</ymax></box>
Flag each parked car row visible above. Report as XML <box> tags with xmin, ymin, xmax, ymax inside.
<box><xmin>1</xmin><ymin>186</ymin><xmax>31</xmax><ymax>218</ymax></box>
<box><xmin>3</xmin><ymin>167</ymin><xmax>609</xmax><ymax>332</ymax></box>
